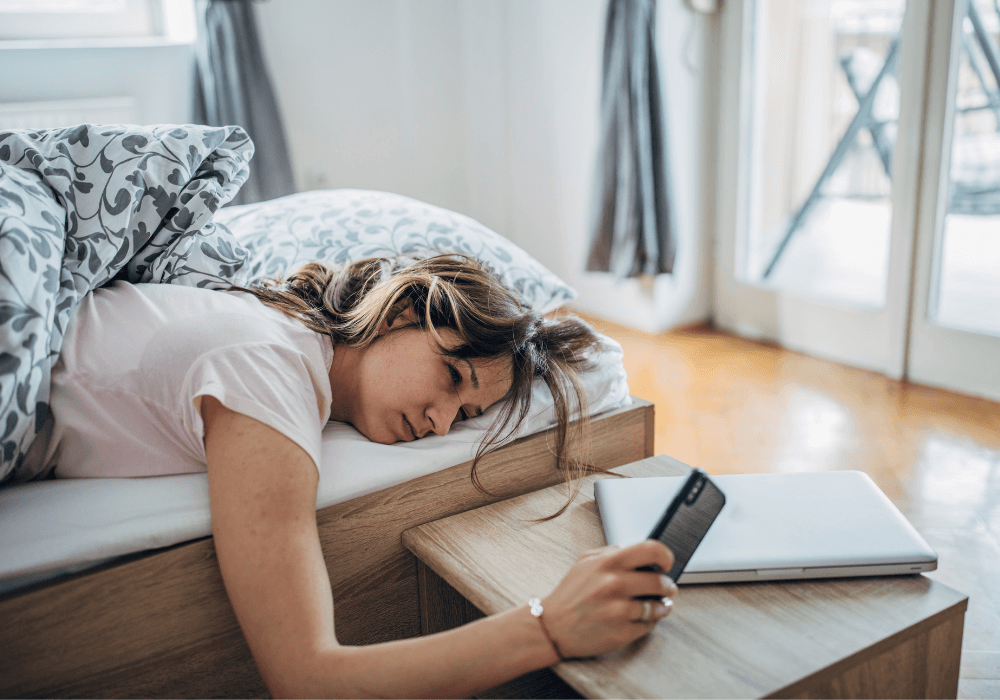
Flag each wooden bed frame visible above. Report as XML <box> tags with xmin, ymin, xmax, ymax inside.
<box><xmin>0</xmin><ymin>398</ymin><xmax>653</xmax><ymax>698</ymax></box>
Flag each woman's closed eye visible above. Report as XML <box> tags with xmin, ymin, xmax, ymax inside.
<box><xmin>446</xmin><ymin>363</ymin><xmax>470</xmax><ymax>422</ymax></box>
<box><xmin>447</xmin><ymin>363</ymin><xmax>463</xmax><ymax>387</ymax></box>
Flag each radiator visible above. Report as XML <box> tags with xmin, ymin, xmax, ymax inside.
<box><xmin>0</xmin><ymin>97</ymin><xmax>138</xmax><ymax>130</ymax></box>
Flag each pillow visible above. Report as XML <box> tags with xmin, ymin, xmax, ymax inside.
<box><xmin>214</xmin><ymin>189</ymin><xmax>577</xmax><ymax>313</ymax></box>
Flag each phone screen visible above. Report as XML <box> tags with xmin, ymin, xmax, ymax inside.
<box><xmin>649</xmin><ymin>470</ymin><xmax>726</xmax><ymax>581</ymax></box>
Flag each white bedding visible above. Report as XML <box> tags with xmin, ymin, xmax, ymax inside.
<box><xmin>0</xmin><ymin>334</ymin><xmax>630</xmax><ymax>595</ymax></box>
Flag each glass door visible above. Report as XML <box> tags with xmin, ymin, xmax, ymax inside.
<box><xmin>717</xmin><ymin>0</ymin><xmax>1000</xmax><ymax>401</ymax></box>
<box><xmin>907</xmin><ymin>0</ymin><xmax>1000</xmax><ymax>401</ymax></box>
<box><xmin>715</xmin><ymin>0</ymin><xmax>935</xmax><ymax>379</ymax></box>
<box><xmin>745</xmin><ymin>0</ymin><xmax>903</xmax><ymax>307</ymax></box>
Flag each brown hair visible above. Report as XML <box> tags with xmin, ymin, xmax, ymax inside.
<box><xmin>232</xmin><ymin>254</ymin><xmax>602</xmax><ymax>517</ymax></box>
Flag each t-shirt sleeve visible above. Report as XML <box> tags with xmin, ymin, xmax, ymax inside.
<box><xmin>184</xmin><ymin>343</ymin><xmax>326</xmax><ymax>475</ymax></box>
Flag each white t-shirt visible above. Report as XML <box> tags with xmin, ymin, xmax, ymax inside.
<box><xmin>39</xmin><ymin>282</ymin><xmax>333</xmax><ymax>479</ymax></box>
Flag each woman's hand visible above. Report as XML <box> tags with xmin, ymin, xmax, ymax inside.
<box><xmin>538</xmin><ymin>540</ymin><xmax>678</xmax><ymax>659</ymax></box>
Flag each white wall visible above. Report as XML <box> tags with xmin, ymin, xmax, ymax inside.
<box><xmin>255</xmin><ymin>0</ymin><xmax>719</xmax><ymax>332</ymax></box>
<box><xmin>254</xmin><ymin>0</ymin><xmax>470</xmax><ymax>215</ymax></box>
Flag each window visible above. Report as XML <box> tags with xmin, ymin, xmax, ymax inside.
<box><xmin>0</xmin><ymin>0</ymin><xmax>194</xmax><ymax>43</ymax></box>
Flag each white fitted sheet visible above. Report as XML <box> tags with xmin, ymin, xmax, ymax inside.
<box><xmin>0</xmin><ymin>334</ymin><xmax>630</xmax><ymax>594</ymax></box>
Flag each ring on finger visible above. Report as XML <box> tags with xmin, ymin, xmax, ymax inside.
<box><xmin>639</xmin><ymin>600</ymin><xmax>652</xmax><ymax>622</ymax></box>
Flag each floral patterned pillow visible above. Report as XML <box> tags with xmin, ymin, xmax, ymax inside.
<box><xmin>215</xmin><ymin>189</ymin><xmax>577</xmax><ymax>313</ymax></box>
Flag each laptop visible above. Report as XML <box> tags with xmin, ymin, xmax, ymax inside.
<box><xmin>595</xmin><ymin>468</ymin><xmax>937</xmax><ymax>584</ymax></box>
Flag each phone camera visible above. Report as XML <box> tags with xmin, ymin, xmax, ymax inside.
<box><xmin>686</xmin><ymin>482</ymin><xmax>703</xmax><ymax>504</ymax></box>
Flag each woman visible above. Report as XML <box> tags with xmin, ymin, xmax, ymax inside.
<box><xmin>33</xmin><ymin>254</ymin><xmax>677</xmax><ymax>698</ymax></box>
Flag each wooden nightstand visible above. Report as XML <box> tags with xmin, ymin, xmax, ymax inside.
<box><xmin>402</xmin><ymin>455</ymin><xmax>968</xmax><ymax>699</ymax></box>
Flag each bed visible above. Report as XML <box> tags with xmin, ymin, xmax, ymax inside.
<box><xmin>0</xmin><ymin>126</ymin><xmax>654</xmax><ymax>697</ymax></box>
<box><xmin>0</xmin><ymin>399</ymin><xmax>653</xmax><ymax>698</ymax></box>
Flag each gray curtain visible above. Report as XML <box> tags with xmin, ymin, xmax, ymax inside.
<box><xmin>587</xmin><ymin>0</ymin><xmax>676</xmax><ymax>277</ymax></box>
<box><xmin>194</xmin><ymin>0</ymin><xmax>296</xmax><ymax>206</ymax></box>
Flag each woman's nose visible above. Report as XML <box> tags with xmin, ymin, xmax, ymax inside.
<box><xmin>425</xmin><ymin>396</ymin><xmax>461</xmax><ymax>437</ymax></box>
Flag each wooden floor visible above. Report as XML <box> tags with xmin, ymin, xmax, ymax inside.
<box><xmin>582</xmin><ymin>316</ymin><xmax>1000</xmax><ymax>700</ymax></box>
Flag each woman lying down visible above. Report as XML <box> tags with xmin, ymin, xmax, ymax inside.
<box><xmin>24</xmin><ymin>254</ymin><xmax>677</xmax><ymax>698</ymax></box>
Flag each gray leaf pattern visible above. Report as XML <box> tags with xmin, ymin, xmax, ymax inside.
<box><xmin>0</xmin><ymin>124</ymin><xmax>253</xmax><ymax>482</ymax></box>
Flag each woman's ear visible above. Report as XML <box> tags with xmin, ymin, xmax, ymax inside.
<box><xmin>381</xmin><ymin>300</ymin><xmax>418</xmax><ymax>334</ymax></box>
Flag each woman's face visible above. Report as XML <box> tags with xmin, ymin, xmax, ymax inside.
<box><xmin>330</xmin><ymin>319</ymin><xmax>514</xmax><ymax>445</ymax></box>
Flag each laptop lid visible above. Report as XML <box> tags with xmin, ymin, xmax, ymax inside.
<box><xmin>595</xmin><ymin>470</ymin><xmax>937</xmax><ymax>584</ymax></box>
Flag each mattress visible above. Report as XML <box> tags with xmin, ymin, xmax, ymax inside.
<box><xmin>0</xmin><ymin>334</ymin><xmax>630</xmax><ymax>595</ymax></box>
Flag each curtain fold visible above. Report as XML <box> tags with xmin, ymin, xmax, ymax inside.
<box><xmin>194</xmin><ymin>0</ymin><xmax>296</xmax><ymax>206</ymax></box>
<box><xmin>587</xmin><ymin>0</ymin><xmax>676</xmax><ymax>277</ymax></box>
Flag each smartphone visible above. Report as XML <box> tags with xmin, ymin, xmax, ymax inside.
<box><xmin>641</xmin><ymin>469</ymin><xmax>726</xmax><ymax>583</ymax></box>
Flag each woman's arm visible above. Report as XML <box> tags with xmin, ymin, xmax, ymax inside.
<box><xmin>202</xmin><ymin>397</ymin><xmax>676</xmax><ymax>699</ymax></box>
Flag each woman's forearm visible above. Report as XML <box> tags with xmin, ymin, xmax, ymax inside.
<box><xmin>203</xmin><ymin>410</ymin><xmax>675</xmax><ymax>699</ymax></box>
<box><xmin>284</xmin><ymin>604</ymin><xmax>558</xmax><ymax>699</ymax></box>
